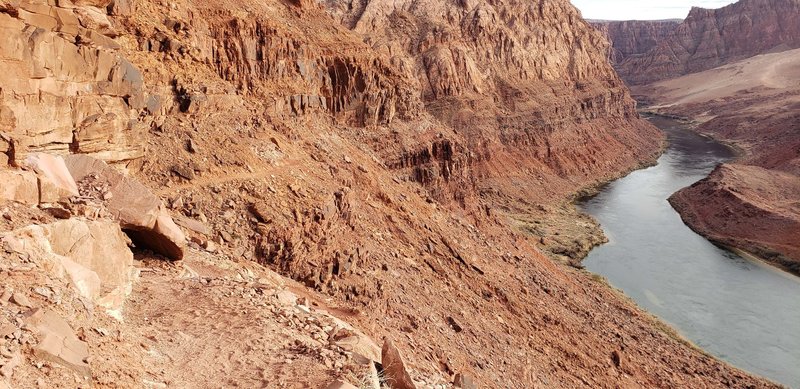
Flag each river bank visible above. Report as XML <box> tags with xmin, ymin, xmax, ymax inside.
<box><xmin>579</xmin><ymin>116</ymin><xmax>800</xmax><ymax>388</ymax></box>
<box><xmin>629</xmin><ymin>51</ymin><xmax>800</xmax><ymax>273</ymax></box>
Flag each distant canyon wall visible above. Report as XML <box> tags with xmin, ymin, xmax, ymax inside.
<box><xmin>591</xmin><ymin>19</ymin><xmax>680</xmax><ymax>64</ymax></box>
<box><xmin>596</xmin><ymin>0</ymin><xmax>800</xmax><ymax>84</ymax></box>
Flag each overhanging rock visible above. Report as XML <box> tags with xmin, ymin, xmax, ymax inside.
<box><xmin>64</xmin><ymin>154</ymin><xmax>186</xmax><ymax>260</ymax></box>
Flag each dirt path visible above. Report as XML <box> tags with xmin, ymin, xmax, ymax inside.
<box><xmin>124</xmin><ymin>254</ymin><xmax>363</xmax><ymax>389</ymax></box>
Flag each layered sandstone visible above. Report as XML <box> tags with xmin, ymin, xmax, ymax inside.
<box><xmin>320</xmin><ymin>0</ymin><xmax>662</xmax><ymax>224</ymax></box>
<box><xmin>614</xmin><ymin>0</ymin><xmax>800</xmax><ymax>84</ymax></box>
<box><xmin>591</xmin><ymin>20</ymin><xmax>681</xmax><ymax>63</ymax></box>
<box><xmin>0</xmin><ymin>0</ymin><xmax>148</xmax><ymax>164</ymax></box>
<box><xmin>0</xmin><ymin>0</ymin><xmax>782</xmax><ymax>388</ymax></box>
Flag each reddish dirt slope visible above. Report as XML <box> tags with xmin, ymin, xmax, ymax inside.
<box><xmin>0</xmin><ymin>0</ymin><xmax>780</xmax><ymax>387</ymax></box>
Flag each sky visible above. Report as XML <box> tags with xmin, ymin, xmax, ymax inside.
<box><xmin>570</xmin><ymin>0</ymin><xmax>738</xmax><ymax>20</ymax></box>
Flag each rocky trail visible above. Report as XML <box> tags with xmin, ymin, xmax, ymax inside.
<box><xmin>129</xmin><ymin>254</ymin><xmax>365</xmax><ymax>389</ymax></box>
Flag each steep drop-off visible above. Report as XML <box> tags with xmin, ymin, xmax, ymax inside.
<box><xmin>0</xmin><ymin>0</ymin><xmax>779</xmax><ymax>387</ymax></box>
<box><xmin>611</xmin><ymin>0</ymin><xmax>800</xmax><ymax>84</ymax></box>
<box><xmin>320</xmin><ymin>0</ymin><xmax>663</xmax><ymax>259</ymax></box>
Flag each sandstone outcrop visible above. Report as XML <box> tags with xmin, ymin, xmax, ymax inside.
<box><xmin>0</xmin><ymin>154</ymin><xmax>77</xmax><ymax>205</ymax></box>
<box><xmin>612</xmin><ymin>0</ymin><xmax>800</xmax><ymax>84</ymax></box>
<box><xmin>3</xmin><ymin>218</ymin><xmax>136</xmax><ymax>315</ymax></box>
<box><xmin>0</xmin><ymin>0</ymin><xmax>149</xmax><ymax>165</ymax></box>
<box><xmin>64</xmin><ymin>154</ymin><xmax>186</xmax><ymax>260</ymax></box>
<box><xmin>670</xmin><ymin>164</ymin><xmax>800</xmax><ymax>274</ymax></box>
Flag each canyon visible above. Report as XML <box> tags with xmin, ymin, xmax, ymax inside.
<box><xmin>637</xmin><ymin>48</ymin><xmax>800</xmax><ymax>274</ymax></box>
<box><xmin>590</xmin><ymin>19</ymin><xmax>680</xmax><ymax>64</ymax></box>
<box><xmin>597</xmin><ymin>0</ymin><xmax>800</xmax><ymax>275</ymax></box>
<box><xmin>0</xmin><ymin>0</ymin><xmax>791</xmax><ymax>388</ymax></box>
<box><xmin>597</xmin><ymin>0</ymin><xmax>800</xmax><ymax>85</ymax></box>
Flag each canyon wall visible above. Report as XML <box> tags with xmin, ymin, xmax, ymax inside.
<box><xmin>591</xmin><ymin>20</ymin><xmax>680</xmax><ymax>63</ymax></box>
<box><xmin>0</xmin><ymin>0</ymin><xmax>778</xmax><ymax>387</ymax></box>
<box><xmin>611</xmin><ymin>0</ymin><xmax>800</xmax><ymax>84</ymax></box>
<box><xmin>321</xmin><ymin>0</ymin><xmax>662</xmax><ymax>211</ymax></box>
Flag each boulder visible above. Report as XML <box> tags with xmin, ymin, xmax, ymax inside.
<box><xmin>24</xmin><ymin>153</ymin><xmax>80</xmax><ymax>202</ymax></box>
<box><xmin>381</xmin><ymin>339</ymin><xmax>417</xmax><ymax>389</ymax></box>
<box><xmin>325</xmin><ymin>381</ymin><xmax>359</xmax><ymax>389</ymax></box>
<box><xmin>24</xmin><ymin>309</ymin><xmax>90</xmax><ymax>376</ymax></box>
<box><xmin>0</xmin><ymin>169</ymin><xmax>38</xmax><ymax>205</ymax></box>
<box><xmin>44</xmin><ymin>219</ymin><xmax>135</xmax><ymax>311</ymax></box>
<box><xmin>7</xmin><ymin>219</ymin><xmax>136</xmax><ymax>316</ymax></box>
<box><xmin>1</xmin><ymin>154</ymin><xmax>81</xmax><ymax>205</ymax></box>
<box><xmin>454</xmin><ymin>373</ymin><xmax>477</xmax><ymax>389</ymax></box>
<box><xmin>64</xmin><ymin>154</ymin><xmax>186</xmax><ymax>260</ymax></box>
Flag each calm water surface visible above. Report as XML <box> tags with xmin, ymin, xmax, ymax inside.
<box><xmin>581</xmin><ymin>116</ymin><xmax>800</xmax><ymax>388</ymax></box>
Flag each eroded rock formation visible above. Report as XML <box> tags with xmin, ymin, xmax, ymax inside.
<box><xmin>610</xmin><ymin>0</ymin><xmax>800</xmax><ymax>84</ymax></box>
<box><xmin>591</xmin><ymin>20</ymin><xmax>681</xmax><ymax>63</ymax></box>
<box><xmin>321</xmin><ymin>0</ymin><xmax>662</xmax><ymax>212</ymax></box>
<box><xmin>0</xmin><ymin>0</ymin><xmax>782</xmax><ymax>387</ymax></box>
<box><xmin>0</xmin><ymin>0</ymin><xmax>148</xmax><ymax>164</ymax></box>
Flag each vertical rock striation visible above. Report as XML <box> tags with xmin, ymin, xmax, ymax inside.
<box><xmin>591</xmin><ymin>20</ymin><xmax>681</xmax><ymax>63</ymax></box>
<box><xmin>321</xmin><ymin>0</ymin><xmax>662</xmax><ymax>208</ymax></box>
<box><xmin>611</xmin><ymin>0</ymin><xmax>800</xmax><ymax>84</ymax></box>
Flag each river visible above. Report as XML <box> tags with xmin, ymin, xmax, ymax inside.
<box><xmin>580</xmin><ymin>116</ymin><xmax>800</xmax><ymax>388</ymax></box>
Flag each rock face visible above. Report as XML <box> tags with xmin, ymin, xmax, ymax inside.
<box><xmin>670</xmin><ymin>165</ymin><xmax>800</xmax><ymax>274</ymax></box>
<box><xmin>0</xmin><ymin>1</ymin><xmax>148</xmax><ymax>165</ymax></box>
<box><xmin>591</xmin><ymin>20</ymin><xmax>681</xmax><ymax>63</ymax></box>
<box><xmin>611</xmin><ymin>0</ymin><xmax>800</xmax><ymax>84</ymax></box>
<box><xmin>321</xmin><ymin>0</ymin><xmax>662</xmax><ymax>208</ymax></box>
<box><xmin>0</xmin><ymin>0</ymin><xmax>782</xmax><ymax>388</ymax></box>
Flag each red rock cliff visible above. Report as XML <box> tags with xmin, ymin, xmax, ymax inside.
<box><xmin>615</xmin><ymin>0</ymin><xmax>800</xmax><ymax>84</ymax></box>
<box><xmin>321</xmin><ymin>0</ymin><xmax>662</xmax><ymax>210</ymax></box>
<box><xmin>591</xmin><ymin>20</ymin><xmax>681</xmax><ymax>63</ymax></box>
<box><xmin>1</xmin><ymin>0</ymin><xmax>776</xmax><ymax>388</ymax></box>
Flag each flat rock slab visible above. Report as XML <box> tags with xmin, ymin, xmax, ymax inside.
<box><xmin>64</xmin><ymin>154</ymin><xmax>185</xmax><ymax>260</ymax></box>
<box><xmin>381</xmin><ymin>340</ymin><xmax>417</xmax><ymax>389</ymax></box>
<box><xmin>24</xmin><ymin>308</ymin><xmax>90</xmax><ymax>376</ymax></box>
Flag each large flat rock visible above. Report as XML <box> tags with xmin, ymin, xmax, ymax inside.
<box><xmin>64</xmin><ymin>154</ymin><xmax>186</xmax><ymax>260</ymax></box>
